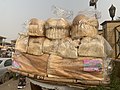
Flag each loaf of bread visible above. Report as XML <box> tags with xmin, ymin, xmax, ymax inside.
<box><xmin>28</xmin><ymin>18</ymin><xmax>45</xmax><ymax>36</ymax></box>
<box><xmin>43</xmin><ymin>38</ymin><xmax>60</xmax><ymax>54</ymax></box>
<box><xmin>57</xmin><ymin>38</ymin><xmax>78</xmax><ymax>59</ymax></box>
<box><xmin>27</xmin><ymin>37</ymin><xmax>45</xmax><ymax>55</ymax></box>
<box><xmin>71</xmin><ymin>15</ymin><xmax>98</xmax><ymax>39</ymax></box>
<box><xmin>45</xmin><ymin>18</ymin><xmax>70</xmax><ymax>39</ymax></box>
<box><xmin>15</xmin><ymin>34</ymin><xmax>29</xmax><ymax>53</ymax></box>
<box><xmin>78</xmin><ymin>36</ymin><xmax>104</xmax><ymax>57</ymax></box>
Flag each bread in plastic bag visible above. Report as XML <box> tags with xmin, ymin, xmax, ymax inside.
<box><xmin>57</xmin><ymin>38</ymin><xmax>78</xmax><ymax>59</ymax></box>
<box><xmin>43</xmin><ymin>38</ymin><xmax>60</xmax><ymax>54</ymax></box>
<box><xmin>15</xmin><ymin>33</ymin><xmax>29</xmax><ymax>53</ymax></box>
<box><xmin>27</xmin><ymin>37</ymin><xmax>45</xmax><ymax>55</ymax></box>
<box><xmin>27</xmin><ymin>18</ymin><xmax>45</xmax><ymax>36</ymax></box>
<box><xmin>71</xmin><ymin>8</ymin><xmax>100</xmax><ymax>39</ymax></box>
<box><xmin>78</xmin><ymin>35</ymin><xmax>113</xmax><ymax>58</ymax></box>
<box><xmin>71</xmin><ymin>14</ymin><xmax>98</xmax><ymax>39</ymax></box>
<box><xmin>45</xmin><ymin>18</ymin><xmax>70</xmax><ymax>39</ymax></box>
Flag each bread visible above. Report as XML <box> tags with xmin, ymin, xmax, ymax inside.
<box><xmin>57</xmin><ymin>38</ymin><xmax>78</xmax><ymax>59</ymax></box>
<box><xmin>27</xmin><ymin>37</ymin><xmax>45</xmax><ymax>55</ymax></box>
<box><xmin>28</xmin><ymin>18</ymin><xmax>45</xmax><ymax>36</ymax></box>
<box><xmin>15</xmin><ymin>34</ymin><xmax>29</xmax><ymax>53</ymax></box>
<box><xmin>71</xmin><ymin>15</ymin><xmax>98</xmax><ymax>39</ymax></box>
<box><xmin>45</xmin><ymin>18</ymin><xmax>70</xmax><ymax>39</ymax></box>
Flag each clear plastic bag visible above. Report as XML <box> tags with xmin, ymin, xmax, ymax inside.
<box><xmin>51</xmin><ymin>5</ymin><xmax>73</xmax><ymax>20</ymax></box>
<box><xmin>104</xmin><ymin>58</ymin><xmax>113</xmax><ymax>80</ymax></box>
<box><xmin>71</xmin><ymin>8</ymin><xmax>101</xmax><ymax>39</ymax></box>
<box><xmin>78</xmin><ymin>8</ymin><xmax>101</xmax><ymax>19</ymax></box>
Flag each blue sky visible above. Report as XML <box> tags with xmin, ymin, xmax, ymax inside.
<box><xmin>0</xmin><ymin>0</ymin><xmax>120</xmax><ymax>42</ymax></box>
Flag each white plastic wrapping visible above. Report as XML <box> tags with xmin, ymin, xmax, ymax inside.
<box><xmin>51</xmin><ymin>5</ymin><xmax>73</xmax><ymax>20</ymax></box>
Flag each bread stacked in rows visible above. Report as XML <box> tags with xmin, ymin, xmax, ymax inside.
<box><xmin>15</xmin><ymin>15</ymin><xmax>113</xmax><ymax>81</ymax></box>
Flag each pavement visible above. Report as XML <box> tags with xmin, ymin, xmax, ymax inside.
<box><xmin>0</xmin><ymin>78</ymin><xmax>31</xmax><ymax>90</ymax></box>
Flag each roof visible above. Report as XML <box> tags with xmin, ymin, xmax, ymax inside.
<box><xmin>100</xmin><ymin>20</ymin><xmax>120</xmax><ymax>25</ymax></box>
<box><xmin>0</xmin><ymin>36</ymin><xmax>6</xmax><ymax>39</ymax></box>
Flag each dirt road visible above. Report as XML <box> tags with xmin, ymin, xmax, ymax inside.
<box><xmin>0</xmin><ymin>78</ymin><xmax>31</xmax><ymax>90</ymax></box>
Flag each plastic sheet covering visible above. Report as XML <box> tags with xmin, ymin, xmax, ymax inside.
<box><xmin>57</xmin><ymin>38</ymin><xmax>78</xmax><ymax>59</ymax></box>
<box><xmin>27</xmin><ymin>37</ymin><xmax>45</xmax><ymax>55</ymax></box>
<box><xmin>15</xmin><ymin>33</ymin><xmax>29</xmax><ymax>53</ymax></box>
<box><xmin>104</xmin><ymin>39</ymin><xmax>113</xmax><ymax>58</ymax></box>
<box><xmin>104</xmin><ymin>58</ymin><xmax>113</xmax><ymax>79</ymax></box>
<box><xmin>27</xmin><ymin>18</ymin><xmax>45</xmax><ymax>36</ymax></box>
<box><xmin>78</xmin><ymin>8</ymin><xmax>101</xmax><ymax>19</ymax></box>
<box><xmin>47</xmin><ymin>54</ymin><xmax>104</xmax><ymax>81</ymax></box>
<box><xmin>12</xmin><ymin>52</ymin><xmax>46</xmax><ymax>76</ymax></box>
<box><xmin>45</xmin><ymin>18</ymin><xmax>70</xmax><ymax>39</ymax></box>
<box><xmin>51</xmin><ymin>5</ymin><xmax>73</xmax><ymax>20</ymax></box>
<box><xmin>43</xmin><ymin>39</ymin><xmax>60</xmax><ymax>54</ymax></box>
<box><xmin>24</xmin><ymin>53</ymin><xmax>49</xmax><ymax>76</ymax></box>
<box><xmin>78</xmin><ymin>35</ymin><xmax>113</xmax><ymax>58</ymax></box>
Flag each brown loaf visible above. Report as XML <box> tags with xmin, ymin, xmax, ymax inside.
<box><xmin>45</xmin><ymin>18</ymin><xmax>70</xmax><ymax>39</ymax></box>
<box><xmin>45</xmin><ymin>18</ymin><xmax>70</xmax><ymax>29</ymax></box>
<box><xmin>43</xmin><ymin>38</ymin><xmax>60</xmax><ymax>54</ymax></box>
<box><xmin>15</xmin><ymin>34</ymin><xmax>29</xmax><ymax>53</ymax></box>
<box><xmin>29</xmin><ymin>18</ymin><xmax>39</xmax><ymax>25</ymax></box>
<box><xmin>78</xmin><ymin>35</ymin><xmax>113</xmax><ymax>58</ymax></box>
<box><xmin>72</xmin><ymin>15</ymin><xmax>99</xmax><ymax>28</ymax></box>
<box><xmin>78</xmin><ymin>35</ymin><xmax>106</xmax><ymax>58</ymax></box>
<box><xmin>28</xmin><ymin>18</ymin><xmax>45</xmax><ymax>36</ymax></box>
<box><xmin>27</xmin><ymin>37</ymin><xmax>45</xmax><ymax>55</ymax></box>
<box><xmin>71</xmin><ymin>15</ymin><xmax>98</xmax><ymax>39</ymax></box>
<box><xmin>57</xmin><ymin>38</ymin><xmax>78</xmax><ymax>59</ymax></box>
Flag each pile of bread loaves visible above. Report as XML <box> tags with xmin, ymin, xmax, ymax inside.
<box><xmin>15</xmin><ymin>15</ymin><xmax>112</xmax><ymax>59</ymax></box>
<box><xmin>15</xmin><ymin>14</ymin><xmax>113</xmax><ymax>80</ymax></box>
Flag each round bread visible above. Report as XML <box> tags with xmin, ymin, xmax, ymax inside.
<box><xmin>72</xmin><ymin>14</ymin><xmax>99</xmax><ymax>29</ymax></box>
<box><xmin>45</xmin><ymin>18</ymin><xmax>70</xmax><ymax>29</ymax></box>
<box><xmin>29</xmin><ymin>18</ymin><xmax>39</xmax><ymax>25</ymax></box>
<box><xmin>28</xmin><ymin>18</ymin><xmax>45</xmax><ymax>36</ymax></box>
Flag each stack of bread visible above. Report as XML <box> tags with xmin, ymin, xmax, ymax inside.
<box><xmin>14</xmin><ymin>15</ymin><xmax>113</xmax><ymax>83</ymax></box>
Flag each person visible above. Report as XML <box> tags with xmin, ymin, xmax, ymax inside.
<box><xmin>17</xmin><ymin>74</ymin><xmax>26</xmax><ymax>89</ymax></box>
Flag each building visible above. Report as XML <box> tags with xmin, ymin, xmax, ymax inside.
<box><xmin>0</xmin><ymin>36</ymin><xmax>6</xmax><ymax>49</ymax></box>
